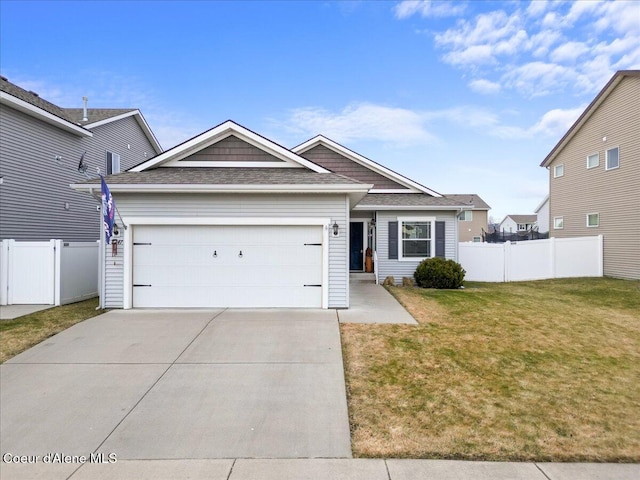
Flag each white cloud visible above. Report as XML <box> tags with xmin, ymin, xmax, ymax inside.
<box><xmin>549</xmin><ymin>41</ymin><xmax>590</xmax><ymax>63</ymax></box>
<box><xmin>491</xmin><ymin>106</ymin><xmax>584</xmax><ymax>139</ymax></box>
<box><xmin>394</xmin><ymin>0</ymin><xmax>465</xmax><ymax>19</ymax></box>
<box><xmin>275</xmin><ymin>103</ymin><xmax>436</xmax><ymax>146</ymax></box>
<box><xmin>415</xmin><ymin>1</ymin><xmax>640</xmax><ymax>98</ymax></box>
<box><xmin>468</xmin><ymin>78</ymin><xmax>502</xmax><ymax>94</ymax></box>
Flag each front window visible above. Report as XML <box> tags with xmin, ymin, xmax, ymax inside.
<box><xmin>606</xmin><ymin>147</ymin><xmax>619</xmax><ymax>170</ymax></box>
<box><xmin>399</xmin><ymin>217</ymin><xmax>434</xmax><ymax>260</ymax></box>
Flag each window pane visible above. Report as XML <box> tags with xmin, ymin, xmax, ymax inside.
<box><xmin>403</xmin><ymin>240</ymin><xmax>430</xmax><ymax>257</ymax></box>
<box><xmin>587</xmin><ymin>154</ymin><xmax>599</xmax><ymax>168</ymax></box>
<box><xmin>402</xmin><ymin>222</ymin><xmax>430</xmax><ymax>240</ymax></box>
<box><xmin>587</xmin><ymin>214</ymin><xmax>599</xmax><ymax>227</ymax></box>
<box><xmin>606</xmin><ymin>147</ymin><xmax>619</xmax><ymax>169</ymax></box>
<box><xmin>554</xmin><ymin>164</ymin><xmax>564</xmax><ymax>177</ymax></box>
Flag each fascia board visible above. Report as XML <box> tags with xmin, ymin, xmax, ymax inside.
<box><xmin>353</xmin><ymin>204</ymin><xmax>466</xmax><ymax>211</ymax></box>
<box><xmin>1</xmin><ymin>92</ymin><xmax>92</xmax><ymax>137</ymax></box>
<box><xmin>131</xmin><ymin>120</ymin><xmax>329</xmax><ymax>173</ymax></box>
<box><xmin>70</xmin><ymin>182</ymin><xmax>373</xmax><ymax>194</ymax></box>
<box><xmin>85</xmin><ymin>110</ymin><xmax>163</xmax><ymax>154</ymax></box>
<box><xmin>293</xmin><ymin>135</ymin><xmax>440</xmax><ymax>196</ymax></box>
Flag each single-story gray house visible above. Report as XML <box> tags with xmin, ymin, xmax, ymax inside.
<box><xmin>73</xmin><ymin>120</ymin><xmax>471</xmax><ymax>309</ymax></box>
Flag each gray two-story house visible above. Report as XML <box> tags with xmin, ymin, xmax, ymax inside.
<box><xmin>0</xmin><ymin>76</ymin><xmax>162</xmax><ymax>242</ymax></box>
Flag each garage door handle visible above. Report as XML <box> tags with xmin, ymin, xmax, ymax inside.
<box><xmin>133</xmin><ymin>284</ymin><xmax>152</xmax><ymax>287</ymax></box>
<box><xmin>238</xmin><ymin>250</ymin><xmax>243</xmax><ymax>258</ymax></box>
<box><xmin>304</xmin><ymin>284</ymin><xmax>322</xmax><ymax>287</ymax></box>
<box><xmin>304</xmin><ymin>243</ymin><xmax>322</xmax><ymax>246</ymax></box>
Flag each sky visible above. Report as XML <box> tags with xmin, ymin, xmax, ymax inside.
<box><xmin>1</xmin><ymin>0</ymin><xmax>639</xmax><ymax>221</ymax></box>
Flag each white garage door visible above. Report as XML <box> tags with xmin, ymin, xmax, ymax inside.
<box><xmin>132</xmin><ymin>224</ymin><xmax>323</xmax><ymax>308</ymax></box>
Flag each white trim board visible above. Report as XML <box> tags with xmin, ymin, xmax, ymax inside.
<box><xmin>130</xmin><ymin>121</ymin><xmax>330</xmax><ymax>173</ymax></box>
<box><xmin>292</xmin><ymin>135</ymin><xmax>442</xmax><ymax>196</ymax></box>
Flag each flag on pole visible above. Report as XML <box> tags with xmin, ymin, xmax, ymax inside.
<box><xmin>100</xmin><ymin>175</ymin><xmax>115</xmax><ymax>243</ymax></box>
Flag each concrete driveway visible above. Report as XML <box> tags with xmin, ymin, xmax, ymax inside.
<box><xmin>1</xmin><ymin>309</ymin><xmax>351</xmax><ymax>477</ymax></box>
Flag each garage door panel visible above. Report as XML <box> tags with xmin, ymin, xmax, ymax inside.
<box><xmin>132</xmin><ymin>224</ymin><xmax>324</xmax><ymax>308</ymax></box>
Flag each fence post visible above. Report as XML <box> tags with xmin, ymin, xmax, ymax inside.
<box><xmin>504</xmin><ymin>241</ymin><xmax>511</xmax><ymax>282</ymax></box>
<box><xmin>597</xmin><ymin>234</ymin><xmax>604</xmax><ymax>277</ymax></box>
<box><xmin>0</xmin><ymin>240</ymin><xmax>8</xmax><ymax>306</ymax></box>
<box><xmin>53</xmin><ymin>239</ymin><xmax>62</xmax><ymax>306</ymax></box>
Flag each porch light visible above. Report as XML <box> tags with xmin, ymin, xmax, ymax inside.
<box><xmin>332</xmin><ymin>221</ymin><xmax>339</xmax><ymax>237</ymax></box>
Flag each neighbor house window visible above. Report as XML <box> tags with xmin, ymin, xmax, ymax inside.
<box><xmin>459</xmin><ymin>210</ymin><xmax>473</xmax><ymax>221</ymax></box>
<box><xmin>517</xmin><ymin>223</ymin><xmax>532</xmax><ymax>231</ymax></box>
<box><xmin>473</xmin><ymin>236</ymin><xmax>481</xmax><ymax>243</ymax></box>
<box><xmin>587</xmin><ymin>213</ymin><xmax>599</xmax><ymax>227</ymax></box>
<box><xmin>587</xmin><ymin>153</ymin><xmax>599</xmax><ymax>169</ymax></box>
<box><xmin>399</xmin><ymin>217</ymin><xmax>434</xmax><ymax>260</ymax></box>
<box><xmin>106</xmin><ymin>151</ymin><xmax>121</xmax><ymax>175</ymax></box>
<box><xmin>554</xmin><ymin>216</ymin><xmax>564</xmax><ymax>229</ymax></box>
<box><xmin>554</xmin><ymin>164</ymin><xmax>564</xmax><ymax>178</ymax></box>
<box><xmin>606</xmin><ymin>147</ymin><xmax>619</xmax><ymax>170</ymax></box>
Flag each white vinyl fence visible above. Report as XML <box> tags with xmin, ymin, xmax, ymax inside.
<box><xmin>0</xmin><ymin>240</ymin><xmax>98</xmax><ymax>306</ymax></box>
<box><xmin>459</xmin><ymin>235</ymin><xmax>603</xmax><ymax>282</ymax></box>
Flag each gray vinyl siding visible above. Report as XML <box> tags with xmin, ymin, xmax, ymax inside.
<box><xmin>0</xmin><ymin>106</ymin><xmax>158</xmax><ymax>242</ymax></box>
<box><xmin>183</xmin><ymin>135</ymin><xmax>283</xmax><ymax>162</ymax></box>
<box><xmin>376</xmin><ymin>211</ymin><xmax>458</xmax><ymax>284</ymax></box>
<box><xmin>547</xmin><ymin>75</ymin><xmax>640</xmax><ymax>280</ymax></box>
<box><xmin>300</xmin><ymin>145</ymin><xmax>409</xmax><ymax>190</ymax></box>
<box><xmin>103</xmin><ymin>192</ymin><xmax>349</xmax><ymax>308</ymax></box>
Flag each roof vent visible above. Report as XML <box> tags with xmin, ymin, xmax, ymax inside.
<box><xmin>82</xmin><ymin>96</ymin><xmax>88</xmax><ymax>122</ymax></box>
<box><xmin>28</xmin><ymin>90</ymin><xmax>39</xmax><ymax>97</ymax></box>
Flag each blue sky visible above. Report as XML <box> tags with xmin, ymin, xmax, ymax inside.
<box><xmin>2</xmin><ymin>0</ymin><xmax>639</xmax><ymax>221</ymax></box>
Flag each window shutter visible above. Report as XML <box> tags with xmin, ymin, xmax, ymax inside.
<box><xmin>435</xmin><ymin>221</ymin><xmax>445</xmax><ymax>258</ymax></box>
<box><xmin>388</xmin><ymin>221</ymin><xmax>398</xmax><ymax>260</ymax></box>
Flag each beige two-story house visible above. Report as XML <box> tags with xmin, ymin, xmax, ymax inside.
<box><xmin>445</xmin><ymin>194</ymin><xmax>490</xmax><ymax>242</ymax></box>
<box><xmin>540</xmin><ymin>70</ymin><xmax>640</xmax><ymax>280</ymax></box>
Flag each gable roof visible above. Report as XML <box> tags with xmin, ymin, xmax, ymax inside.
<box><xmin>540</xmin><ymin>70</ymin><xmax>640</xmax><ymax>167</ymax></box>
<box><xmin>502</xmin><ymin>214</ymin><xmax>537</xmax><ymax>224</ymax></box>
<box><xmin>444</xmin><ymin>194</ymin><xmax>491</xmax><ymax>210</ymax></box>
<box><xmin>292</xmin><ymin>135</ymin><xmax>442</xmax><ymax>196</ymax></box>
<box><xmin>130</xmin><ymin>120</ymin><xmax>329</xmax><ymax>173</ymax></box>
<box><xmin>534</xmin><ymin>195</ymin><xmax>549</xmax><ymax>214</ymax></box>
<box><xmin>0</xmin><ymin>75</ymin><xmax>92</xmax><ymax>137</ymax></box>
<box><xmin>64</xmin><ymin>108</ymin><xmax>163</xmax><ymax>154</ymax></box>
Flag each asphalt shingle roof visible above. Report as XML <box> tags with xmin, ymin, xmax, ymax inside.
<box><xmin>444</xmin><ymin>194</ymin><xmax>491</xmax><ymax>209</ymax></box>
<box><xmin>64</xmin><ymin>108</ymin><xmax>137</xmax><ymax>125</ymax></box>
<box><xmin>356</xmin><ymin>193</ymin><xmax>466</xmax><ymax>207</ymax></box>
<box><xmin>77</xmin><ymin>167</ymin><xmax>367</xmax><ymax>186</ymax></box>
<box><xmin>0</xmin><ymin>75</ymin><xmax>75</xmax><ymax>122</ymax></box>
<box><xmin>507</xmin><ymin>215</ymin><xmax>537</xmax><ymax>223</ymax></box>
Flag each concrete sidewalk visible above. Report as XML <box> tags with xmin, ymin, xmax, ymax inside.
<box><xmin>2</xmin><ymin>458</ymin><xmax>637</xmax><ymax>480</ymax></box>
<box><xmin>0</xmin><ymin>304</ymin><xmax>53</xmax><ymax>320</ymax></box>
<box><xmin>338</xmin><ymin>280</ymin><xmax>417</xmax><ymax>324</ymax></box>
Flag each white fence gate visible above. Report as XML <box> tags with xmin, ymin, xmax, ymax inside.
<box><xmin>459</xmin><ymin>235</ymin><xmax>603</xmax><ymax>282</ymax></box>
<box><xmin>0</xmin><ymin>240</ymin><xmax>98</xmax><ymax>306</ymax></box>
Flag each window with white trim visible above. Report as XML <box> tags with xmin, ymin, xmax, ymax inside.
<box><xmin>587</xmin><ymin>153</ymin><xmax>599</xmax><ymax>169</ymax></box>
<box><xmin>606</xmin><ymin>147</ymin><xmax>619</xmax><ymax>170</ymax></box>
<box><xmin>587</xmin><ymin>213</ymin><xmax>599</xmax><ymax>227</ymax></box>
<box><xmin>106</xmin><ymin>151</ymin><xmax>121</xmax><ymax>175</ymax></box>
<box><xmin>554</xmin><ymin>164</ymin><xmax>564</xmax><ymax>178</ymax></box>
<box><xmin>473</xmin><ymin>236</ymin><xmax>481</xmax><ymax>243</ymax></box>
<box><xmin>554</xmin><ymin>216</ymin><xmax>564</xmax><ymax>229</ymax></box>
<box><xmin>459</xmin><ymin>210</ymin><xmax>473</xmax><ymax>221</ymax></box>
<box><xmin>399</xmin><ymin>217</ymin><xmax>434</xmax><ymax>261</ymax></box>
<box><xmin>517</xmin><ymin>223</ymin><xmax>533</xmax><ymax>231</ymax></box>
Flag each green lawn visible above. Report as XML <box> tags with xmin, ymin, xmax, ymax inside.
<box><xmin>340</xmin><ymin>278</ymin><xmax>640</xmax><ymax>461</ymax></box>
<box><xmin>0</xmin><ymin>298</ymin><xmax>105</xmax><ymax>363</ymax></box>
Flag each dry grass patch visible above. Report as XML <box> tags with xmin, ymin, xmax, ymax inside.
<box><xmin>340</xmin><ymin>278</ymin><xmax>640</xmax><ymax>461</ymax></box>
<box><xmin>0</xmin><ymin>298</ymin><xmax>104</xmax><ymax>363</ymax></box>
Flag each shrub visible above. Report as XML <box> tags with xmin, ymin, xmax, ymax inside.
<box><xmin>414</xmin><ymin>257</ymin><xmax>465</xmax><ymax>289</ymax></box>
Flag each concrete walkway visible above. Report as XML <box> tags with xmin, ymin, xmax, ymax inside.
<box><xmin>2</xmin><ymin>458</ymin><xmax>637</xmax><ymax>480</ymax></box>
<box><xmin>338</xmin><ymin>280</ymin><xmax>417</xmax><ymax>324</ymax></box>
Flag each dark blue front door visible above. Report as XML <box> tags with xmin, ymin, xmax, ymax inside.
<box><xmin>350</xmin><ymin>222</ymin><xmax>364</xmax><ymax>271</ymax></box>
